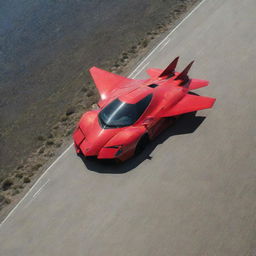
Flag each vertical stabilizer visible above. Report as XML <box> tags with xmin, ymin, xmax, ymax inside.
<box><xmin>159</xmin><ymin>57</ymin><xmax>179</xmax><ymax>77</ymax></box>
<box><xmin>175</xmin><ymin>61</ymin><xmax>194</xmax><ymax>83</ymax></box>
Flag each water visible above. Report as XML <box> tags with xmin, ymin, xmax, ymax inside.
<box><xmin>0</xmin><ymin>0</ymin><xmax>193</xmax><ymax>171</ymax></box>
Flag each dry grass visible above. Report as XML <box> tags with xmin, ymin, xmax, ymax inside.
<box><xmin>0</xmin><ymin>0</ymin><xmax>199</xmax><ymax>215</ymax></box>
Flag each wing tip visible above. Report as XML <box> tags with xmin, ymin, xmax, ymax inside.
<box><xmin>210</xmin><ymin>97</ymin><xmax>216</xmax><ymax>107</ymax></box>
<box><xmin>189</xmin><ymin>79</ymin><xmax>210</xmax><ymax>90</ymax></box>
<box><xmin>89</xmin><ymin>66</ymin><xmax>98</xmax><ymax>72</ymax></box>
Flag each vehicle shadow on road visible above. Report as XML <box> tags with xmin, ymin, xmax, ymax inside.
<box><xmin>80</xmin><ymin>112</ymin><xmax>205</xmax><ymax>174</ymax></box>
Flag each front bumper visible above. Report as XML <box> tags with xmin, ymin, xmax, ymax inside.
<box><xmin>73</xmin><ymin>128</ymin><xmax>134</xmax><ymax>161</ymax></box>
<box><xmin>73</xmin><ymin>128</ymin><xmax>92</xmax><ymax>155</ymax></box>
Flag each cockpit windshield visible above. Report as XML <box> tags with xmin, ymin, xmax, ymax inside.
<box><xmin>99</xmin><ymin>94</ymin><xmax>152</xmax><ymax>128</ymax></box>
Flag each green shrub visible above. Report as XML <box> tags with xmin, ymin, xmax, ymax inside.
<box><xmin>23</xmin><ymin>177</ymin><xmax>31</xmax><ymax>183</ymax></box>
<box><xmin>2</xmin><ymin>178</ymin><xmax>13</xmax><ymax>191</ymax></box>
<box><xmin>66</xmin><ymin>107</ymin><xmax>75</xmax><ymax>116</ymax></box>
<box><xmin>46</xmin><ymin>139</ymin><xmax>54</xmax><ymax>146</ymax></box>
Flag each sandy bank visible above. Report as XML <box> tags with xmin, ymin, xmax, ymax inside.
<box><xmin>0</xmin><ymin>0</ymin><xmax>199</xmax><ymax>215</ymax></box>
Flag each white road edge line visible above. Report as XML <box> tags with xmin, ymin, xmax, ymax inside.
<box><xmin>24</xmin><ymin>179</ymin><xmax>50</xmax><ymax>209</ymax></box>
<box><xmin>0</xmin><ymin>0</ymin><xmax>207</xmax><ymax>228</ymax></box>
<box><xmin>129</xmin><ymin>0</ymin><xmax>207</xmax><ymax>78</ymax></box>
<box><xmin>159</xmin><ymin>39</ymin><xmax>171</xmax><ymax>52</ymax></box>
<box><xmin>32</xmin><ymin>179</ymin><xmax>50</xmax><ymax>199</ymax></box>
<box><xmin>0</xmin><ymin>144</ymin><xmax>73</xmax><ymax>227</ymax></box>
<box><xmin>132</xmin><ymin>61</ymin><xmax>150</xmax><ymax>78</ymax></box>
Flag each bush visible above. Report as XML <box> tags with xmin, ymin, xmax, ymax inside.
<box><xmin>0</xmin><ymin>194</ymin><xmax>5</xmax><ymax>203</ymax></box>
<box><xmin>66</xmin><ymin>128</ymin><xmax>73</xmax><ymax>136</ymax></box>
<box><xmin>12</xmin><ymin>189</ymin><xmax>20</xmax><ymax>196</ymax></box>
<box><xmin>66</xmin><ymin>107</ymin><xmax>75</xmax><ymax>116</ymax></box>
<box><xmin>61</xmin><ymin>115</ymin><xmax>68</xmax><ymax>122</ymax></box>
<box><xmin>38</xmin><ymin>146</ymin><xmax>45</xmax><ymax>154</ymax></box>
<box><xmin>0</xmin><ymin>195</ymin><xmax>11</xmax><ymax>206</ymax></box>
<box><xmin>47</xmin><ymin>133</ymin><xmax>53</xmax><ymax>138</ymax></box>
<box><xmin>15</xmin><ymin>172</ymin><xmax>23</xmax><ymax>179</ymax></box>
<box><xmin>23</xmin><ymin>177</ymin><xmax>31</xmax><ymax>183</ymax></box>
<box><xmin>86</xmin><ymin>90</ymin><xmax>94</xmax><ymax>97</ymax></box>
<box><xmin>37</xmin><ymin>135</ymin><xmax>45</xmax><ymax>141</ymax></box>
<box><xmin>55</xmin><ymin>142</ymin><xmax>62</xmax><ymax>148</ymax></box>
<box><xmin>80</xmin><ymin>86</ymin><xmax>87</xmax><ymax>93</ymax></box>
<box><xmin>31</xmin><ymin>163</ymin><xmax>42</xmax><ymax>171</ymax></box>
<box><xmin>5</xmin><ymin>197</ymin><xmax>11</xmax><ymax>204</ymax></box>
<box><xmin>17</xmin><ymin>164</ymin><xmax>24</xmax><ymax>170</ymax></box>
<box><xmin>142</xmin><ymin>39</ymin><xmax>149</xmax><ymax>48</ymax></box>
<box><xmin>2</xmin><ymin>178</ymin><xmax>13</xmax><ymax>191</ymax></box>
<box><xmin>46</xmin><ymin>139</ymin><xmax>54</xmax><ymax>146</ymax></box>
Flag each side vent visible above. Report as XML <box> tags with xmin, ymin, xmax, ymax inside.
<box><xmin>148</xmin><ymin>84</ymin><xmax>159</xmax><ymax>88</ymax></box>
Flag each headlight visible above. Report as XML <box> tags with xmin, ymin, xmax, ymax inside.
<box><xmin>104</xmin><ymin>145</ymin><xmax>124</xmax><ymax>156</ymax></box>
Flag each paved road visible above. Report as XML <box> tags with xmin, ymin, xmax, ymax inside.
<box><xmin>1</xmin><ymin>0</ymin><xmax>256</xmax><ymax>255</ymax></box>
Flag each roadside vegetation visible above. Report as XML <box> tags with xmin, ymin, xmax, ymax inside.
<box><xmin>0</xmin><ymin>0</ymin><xmax>199</xmax><ymax>214</ymax></box>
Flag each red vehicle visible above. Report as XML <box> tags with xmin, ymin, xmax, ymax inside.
<box><xmin>73</xmin><ymin>57</ymin><xmax>216</xmax><ymax>162</ymax></box>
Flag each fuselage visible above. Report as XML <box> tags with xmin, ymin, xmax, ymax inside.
<box><xmin>74</xmin><ymin>58</ymin><xmax>215</xmax><ymax>161</ymax></box>
<box><xmin>73</xmin><ymin>73</ymin><xmax>188</xmax><ymax>160</ymax></box>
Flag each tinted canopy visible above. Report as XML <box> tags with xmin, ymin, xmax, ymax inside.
<box><xmin>99</xmin><ymin>94</ymin><xmax>152</xmax><ymax>128</ymax></box>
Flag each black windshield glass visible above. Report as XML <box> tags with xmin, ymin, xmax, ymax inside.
<box><xmin>99</xmin><ymin>94</ymin><xmax>152</xmax><ymax>128</ymax></box>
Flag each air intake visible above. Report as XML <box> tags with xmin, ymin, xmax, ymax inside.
<box><xmin>148</xmin><ymin>84</ymin><xmax>159</xmax><ymax>88</ymax></box>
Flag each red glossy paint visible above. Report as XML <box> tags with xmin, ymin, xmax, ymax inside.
<box><xmin>73</xmin><ymin>57</ymin><xmax>216</xmax><ymax>162</ymax></box>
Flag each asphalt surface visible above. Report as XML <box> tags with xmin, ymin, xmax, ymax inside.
<box><xmin>1</xmin><ymin>0</ymin><xmax>256</xmax><ymax>255</ymax></box>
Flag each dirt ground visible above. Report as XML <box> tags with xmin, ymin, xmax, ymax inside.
<box><xmin>0</xmin><ymin>0</ymin><xmax>199</xmax><ymax>213</ymax></box>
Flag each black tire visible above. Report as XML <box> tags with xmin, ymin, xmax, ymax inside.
<box><xmin>135</xmin><ymin>134</ymin><xmax>149</xmax><ymax>155</ymax></box>
<box><xmin>115</xmin><ymin>158</ymin><xmax>122</xmax><ymax>164</ymax></box>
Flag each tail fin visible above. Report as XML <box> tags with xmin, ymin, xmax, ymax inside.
<box><xmin>175</xmin><ymin>60</ymin><xmax>194</xmax><ymax>83</ymax></box>
<box><xmin>159</xmin><ymin>57</ymin><xmax>179</xmax><ymax>77</ymax></box>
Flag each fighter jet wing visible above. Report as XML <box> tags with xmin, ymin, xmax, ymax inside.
<box><xmin>89</xmin><ymin>67</ymin><xmax>133</xmax><ymax>100</ymax></box>
<box><xmin>146</xmin><ymin>68</ymin><xmax>163</xmax><ymax>78</ymax></box>
<box><xmin>159</xmin><ymin>94</ymin><xmax>216</xmax><ymax>117</ymax></box>
<box><xmin>189</xmin><ymin>79</ymin><xmax>209</xmax><ymax>90</ymax></box>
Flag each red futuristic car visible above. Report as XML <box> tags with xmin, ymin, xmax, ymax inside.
<box><xmin>73</xmin><ymin>57</ymin><xmax>216</xmax><ymax>162</ymax></box>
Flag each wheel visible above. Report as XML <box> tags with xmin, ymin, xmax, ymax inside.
<box><xmin>135</xmin><ymin>134</ymin><xmax>149</xmax><ymax>154</ymax></box>
<box><xmin>115</xmin><ymin>158</ymin><xmax>122</xmax><ymax>164</ymax></box>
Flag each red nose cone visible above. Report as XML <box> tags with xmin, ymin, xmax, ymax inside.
<box><xmin>73</xmin><ymin>116</ymin><xmax>122</xmax><ymax>156</ymax></box>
